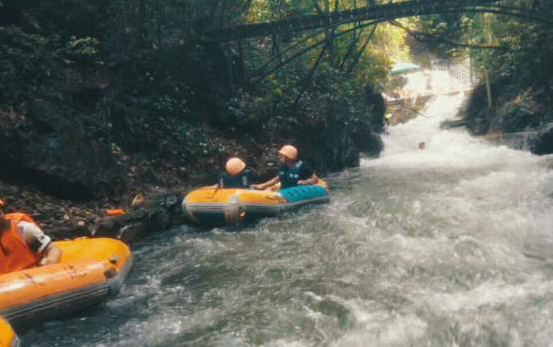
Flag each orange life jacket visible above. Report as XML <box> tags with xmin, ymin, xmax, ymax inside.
<box><xmin>0</xmin><ymin>213</ymin><xmax>41</xmax><ymax>275</ymax></box>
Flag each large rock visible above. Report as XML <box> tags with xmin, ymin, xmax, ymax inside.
<box><xmin>93</xmin><ymin>191</ymin><xmax>186</xmax><ymax>243</ymax></box>
<box><xmin>464</xmin><ymin>79</ymin><xmax>550</xmax><ymax>135</ymax></box>
<box><xmin>489</xmin><ymin>102</ymin><xmax>542</xmax><ymax>134</ymax></box>
<box><xmin>463</xmin><ymin>83</ymin><xmax>492</xmax><ymax>135</ymax></box>
<box><xmin>531</xmin><ymin>123</ymin><xmax>553</xmax><ymax>155</ymax></box>
<box><xmin>0</xmin><ymin>99</ymin><xmax>124</xmax><ymax>199</ymax></box>
<box><xmin>364</xmin><ymin>84</ymin><xmax>386</xmax><ymax>133</ymax></box>
<box><xmin>294</xmin><ymin>105</ymin><xmax>383</xmax><ymax>173</ymax></box>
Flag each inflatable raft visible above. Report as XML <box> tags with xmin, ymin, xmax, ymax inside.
<box><xmin>183</xmin><ymin>180</ymin><xmax>329</xmax><ymax>225</ymax></box>
<box><xmin>0</xmin><ymin>238</ymin><xmax>132</xmax><ymax>329</ymax></box>
<box><xmin>0</xmin><ymin>318</ymin><xmax>18</xmax><ymax>347</ymax></box>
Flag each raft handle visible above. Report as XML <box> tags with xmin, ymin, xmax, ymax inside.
<box><xmin>104</xmin><ymin>267</ymin><xmax>118</xmax><ymax>279</ymax></box>
<box><xmin>109</xmin><ymin>254</ymin><xmax>120</xmax><ymax>264</ymax></box>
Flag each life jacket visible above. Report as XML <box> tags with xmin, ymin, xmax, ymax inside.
<box><xmin>219</xmin><ymin>169</ymin><xmax>252</xmax><ymax>189</ymax></box>
<box><xmin>279</xmin><ymin>161</ymin><xmax>304</xmax><ymax>189</ymax></box>
<box><xmin>0</xmin><ymin>213</ymin><xmax>41</xmax><ymax>275</ymax></box>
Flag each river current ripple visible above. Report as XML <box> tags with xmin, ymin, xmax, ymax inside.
<box><xmin>22</xmin><ymin>95</ymin><xmax>553</xmax><ymax>346</ymax></box>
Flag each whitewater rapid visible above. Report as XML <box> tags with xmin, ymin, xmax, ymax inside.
<box><xmin>21</xmin><ymin>94</ymin><xmax>553</xmax><ymax>347</ymax></box>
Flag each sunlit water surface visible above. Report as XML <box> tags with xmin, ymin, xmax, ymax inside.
<box><xmin>22</xmin><ymin>94</ymin><xmax>553</xmax><ymax>346</ymax></box>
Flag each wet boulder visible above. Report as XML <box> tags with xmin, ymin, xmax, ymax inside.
<box><xmin>93</xmin><ymin>191</ymin><xmax>186</xmax><ymax>243</ymax></box>
<box><xmin>294</xmin><ymin>110</ymin><xmax>383</xmax><ymax>173</ymax></box>
<box><xmin>463</xmin><ymin>83</ymin><xmax>492</xmax><ymax>135</ymax></box>
<box><xmin>489</xmin><ymin>103</ymin><xmax>541</xmax><ymax>134</ymax></box>
<box><xmin>530</xmin><ymin>123</ymin><xmax>553</xmax><ymax>155</ymax></box>
<box><xmin>284</xmin><ymin>84</ymin><xmax>384</xmax><ymax>174</ymax></box>
<box><xmin>364</xmin><ymin>84</ymin><xmax>386</xmax><ymax>133</ymax></box>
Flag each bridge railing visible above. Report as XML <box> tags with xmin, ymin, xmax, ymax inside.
<box><xmin>204</xmin><ymin>0</ymin><xmax>503</xmax><ymax>41</ymax></box>
<box><xmin>203</xmin><ymin>0</ymin><xmax>552</xmax><ymax>42</ymax></box>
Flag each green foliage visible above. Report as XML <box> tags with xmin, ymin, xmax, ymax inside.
<box><xmin>66</xmin><ymin>36</ymin><xmax>100</xmax><ymax>62</ymax></box>
<box><xmin>0</xmin><ymin>27</ymin><xmax>65</xmax><ymax>107</ymax></box>
<box><xmin>467</xmin><ymin>6</ymin><xmax>553</xmax><ymax>91</ymax></box>
<box><xmin>1</xmin><ymin>0</ymin><xmax>392</xmax><ymax>174</ymax></box>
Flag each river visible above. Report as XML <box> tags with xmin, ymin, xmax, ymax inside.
<box><xmin>22</xmin><ymin>94</ymin><xmax>553</xmax><ymax>346</ymax></box>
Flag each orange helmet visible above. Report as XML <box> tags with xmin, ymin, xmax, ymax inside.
<box><xmin>225</xmin><ymin>158</ymin><xmax>246</xmax><ymax>176</ymax></box>
<box><xmin>278</xmin><ymin>145</ymin><xmax>298</xmax><ymax>160</ymax></box>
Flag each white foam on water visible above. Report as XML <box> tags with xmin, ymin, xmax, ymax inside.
<box><xmin>366</xmin><ymin>94</ymin><xmax>542</xmax><ymax>170</ymax></box>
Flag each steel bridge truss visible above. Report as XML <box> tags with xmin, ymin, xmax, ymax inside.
<box><xmin>204</xmin><ymin>0</ymin><xmax>552</xmax><ymax>42</ymax></box>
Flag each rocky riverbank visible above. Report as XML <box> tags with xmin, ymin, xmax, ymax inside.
<box><xmin>0</xmin><ymin>95</ymin><xmax>385</xmax><ymax>243</ymax></box>
<box><xmin>462</xmin><ymin>78</ymin><xmax>553</xmax><ymax>154</ymax></box>
<box><xmin>0</xmin><ymin>173</ymin><xmax>192</xmax><ymax>243</ymax></box>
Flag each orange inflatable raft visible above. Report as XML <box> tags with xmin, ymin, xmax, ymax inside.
<box><xmin>0</xmin><ymin>238</ymin><xmax>133</xmax><ymax>329</ymax></box>
<box><xmin>183</xmin><ymin>180</ymin><xmax>329</xmax><ymax>225</ymax></box>
<box><xmin>0</xmin><ymin>317</ymin><xmax>18</xmax><ymax>347</ymax></box>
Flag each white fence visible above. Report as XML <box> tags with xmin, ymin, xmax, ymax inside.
<box><xmin>431</xmin><ymin>58</ymin><xmax>474</xmax><ymax>88</ymax></box>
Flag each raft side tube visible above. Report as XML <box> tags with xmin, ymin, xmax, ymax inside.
<box><xmin>0</xmin><ymin>238</ymin><xmax>133</xmax><ymax>329</ymax></box>
<box><xmin>279</xmin><ymin>184</ymin><xmax>329</xmax><ymax>203</ymax></box>
<box><xmin>182</xmin><ymin>180</ymin><xmax>329</xmax><ymax>225</ymax></box>
<box><xmin>183</xmin><ymin>188</ymin><xmax>287</xmax><ymax>224</ymax></box>
<box><xmin>0</xmin><ymin>317</ymin><xmax>18</xmax><ymax>347</ymax></box>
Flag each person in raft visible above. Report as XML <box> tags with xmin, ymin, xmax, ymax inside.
<box><xmin>252</xmin><ymin>145</ymin><xmax>318</xmax><ymax>190</ymax></box>
<box><xmin>215</xmin><ymin>157</ymin><xmax>252</xmax><ymax>189</ymax></box>
<box><xmin>0</xmin><ymin>198</ymin><xmax>62</xmax><ymax>275</ymax></box>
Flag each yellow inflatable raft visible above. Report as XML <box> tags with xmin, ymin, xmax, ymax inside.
<box><xmin>183</xmin><ymin>180</ymin><xmax>329</xmax><ymax>225</ymax></box>
<box><xmin>0</xmin><ymin>318</ymin><xmax>18</xmax><ymax>347</ymax></box>
<box><xmin>0</xmin><ymin>238</ymin><xmax>132</xmax><ymax>329</ymax></box>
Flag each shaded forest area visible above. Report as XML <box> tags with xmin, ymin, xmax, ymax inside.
<box><xmin>0</xmin><ymin>0</ymin><xmax>386</xmax><ymax>207</ymax></box>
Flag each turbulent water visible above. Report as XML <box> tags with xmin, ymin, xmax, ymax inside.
<box><xmin>22</xmin><ymin>95</ymin><xmax>553</xmax><ymax>346</ymax></box>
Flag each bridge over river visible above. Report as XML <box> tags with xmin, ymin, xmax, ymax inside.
<box><xmin>204</xmin><ymin>0</ymin><xmax>551</xmax><ymax>42</ymax></box>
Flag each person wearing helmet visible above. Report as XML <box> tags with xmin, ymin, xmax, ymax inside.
<box><xmin>215</xmin><ymin>157</ymin><xmax>252</xmax><ymax>189</ymax></box>
<box><xmin>0</xmin><ymin>198</ymin><xmax>62</xmax><ymax>275</ymax></box>
<box><xmin>252</xmin><ymin>144</ymin><xmax>317</xmax><ymax>190</ymax></box>
<box><xmin>384</xmin><ymin>113</ymin><xmax>393</xmax><ymax>135</ymax></box>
